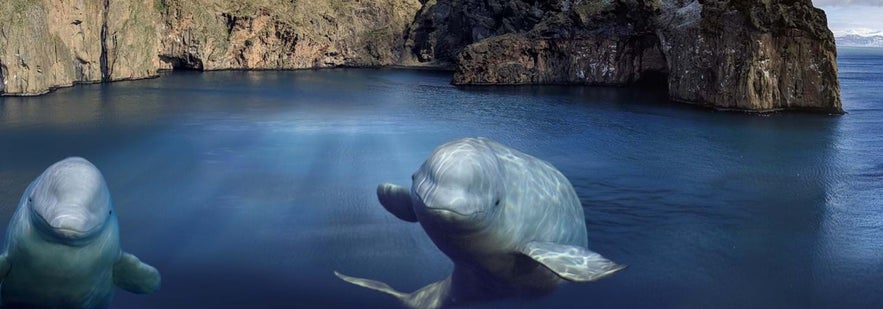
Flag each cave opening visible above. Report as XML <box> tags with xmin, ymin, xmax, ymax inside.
<box><xmin>634</xmin><ymin>70</ymin><xmax>669</xmax><ymax>92</ymax></box>
<box><xmin>159</xmin><ymin>55</ymin><xmax>204</xmax><ymax>71</ymax></box>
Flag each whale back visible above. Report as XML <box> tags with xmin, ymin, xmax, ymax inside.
<box><xmin>486</xmin><ymin>139</ymin><xmax>588</xmax><ymax>249</ymax></box>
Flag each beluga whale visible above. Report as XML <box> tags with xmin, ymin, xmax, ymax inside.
<box><xmin>335</xmin><ymin>137</ymin><xmax>625</xmax><ymax>308</ymax></box>
<box><xmin>0</xmin><ymin>157</ymin><xmax>161</xmax><ymax>308</ymax></box>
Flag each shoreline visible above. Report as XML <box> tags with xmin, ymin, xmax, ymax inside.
<box><xmin>0</xmin><ymin>65</ymin><xmax>846</xmax><ymax>115</ymax></box>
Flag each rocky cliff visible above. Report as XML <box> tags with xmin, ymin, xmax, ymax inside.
<box><xmin>0</xmin><ymin>0</ymin><xmax>421</xmax><ymax>95</ymax></box>
<box><xmin>450</xmin><ymin>0</ymin><xmax>667</xmax><ymax>85</ymax></box>
<box><xmin>443</xmin><ymin>0</ymin><xmax>842</xmax><ymax>113</ymax></box>
<box><xmin>157</xmin><ymin>0</ymin><xmax>420</xmax><ymax>70</ymax></box>
<box><xmin>1</xmin><ymin>0</ymin><xmax>104</xmax><ymax>95</ymax></box>
<box><xmin>0</xmin><ymin>0</ymin><xmax>841</xmax><ymax>113</ymax></box>
<box><xmin>655</xmin><ymin>0</ymin><xmax>841</xmax><ymax>112</ymax></box>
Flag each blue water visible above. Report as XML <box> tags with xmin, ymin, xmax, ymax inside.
<box><xmin>0</xmin><ymin>47</ymin><xmax>880</xmax><ymax>308</ymax></box>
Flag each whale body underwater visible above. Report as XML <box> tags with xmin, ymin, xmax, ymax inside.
<box><xmin>336</xmin><ymin>137</ymin><xmax>625</xmax><ymax>308</ymax></box>
<box><xmin>0</xmin><ymin>157</ymin><xmax>160</xmax><ymax>308</ymax></box>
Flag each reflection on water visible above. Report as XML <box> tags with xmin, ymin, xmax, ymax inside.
<box><xmin>0</xmin><ymin>52</ymin><xmax>880</xmax><ymax>307</ymax></box>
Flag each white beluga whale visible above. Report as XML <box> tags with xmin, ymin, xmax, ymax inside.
<box><xmin>0</xmin><ymin>157</ymin><xmax>161</xmax><ymax>308</ymax></box>
<box><xmin>336</xmin><ymin>137</ymin><xmax>625</xmax><ymax>308</ymax></box>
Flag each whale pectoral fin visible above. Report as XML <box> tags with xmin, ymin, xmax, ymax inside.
<box><xmin>334</xmin><ymin>271</ymin><xmax>408</xmax><ymax>299</ymax></box>
<box><xmin>0</xmin><ymin>254</ymin><xmax>10</xmax><ymax>280</ymax></box>
<box><xmin>377</xmin><ymin>183</ymin><xmax>417</xmax><ymax>222</ymax></box>
<box><xmin>520</xmin><ymin>241</ymin><xmax>626</xmax><ymax>282</ymax></box>
<box><xmin>113</xmin><ymin>252</ymin><xmax>161</xmax><ymax>294</ymax></box>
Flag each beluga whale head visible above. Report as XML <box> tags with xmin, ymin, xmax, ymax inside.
<box><xmin>339</xmin><ymin>137</ymin><xmax>626</xmax><ymax>308</ymax></box>
<box><xmin>27</xmin><ymin>157</ymin><xmax>113</xmax><ymax>242</ymax></box>
<box><xmin>411</xmin><ymin>138</ymin><xmax>504</xmax><ymax>232</ymax></box>
<box><xmin>1</xmin><ymin>156</ymin><xmax>162</xmax><ymax>307</ymax></box>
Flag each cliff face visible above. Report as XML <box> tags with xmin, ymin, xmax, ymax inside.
<box><xmin>105</xmin><ymin>0</ymin><xmax>163</xmax><ymax>81</ymax></box>
<box><xmin>158</xmin><ymin>0</ymin><xmax>421</xmax><ymax>70</ymax></box>
<box><xmin>0</xmin><ymin>0</ymin><xmax>162</xmax><ymax>95</ymax></box>
<box><xmin>0</xmin><ymin>0</ymin><xmax>842</xmax><ymax>113</ymax></box>
<box><xmin>451</xmin><ymin>0</ymin><xmax>667</xmax><ymax>85</ymax></box>
<box><xmin>402</xmin><ymin>0</ymin><xmax>557</xmax><ymax>65</ymax></box>
<box><xmin>0</xmin><ymin>0</ymin><xmax>103</xmax><ymax>95</ymax></box>
<box><xmin>657</xmin><ymin>0</ymin><xmax>841</xmax><ymax>112</ymax></box>
<box><xmin>447</xmin><ymin>0</ymin><xmax>842</xmax><ymax>112</ymax></box>
<box><xmin>0</xmin><ymin>0</ymin><xmax>421</xmax><ymax>95</ymax></box>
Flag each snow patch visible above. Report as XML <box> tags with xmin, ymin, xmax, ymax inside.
<box><xmin>832</xmin><ymin>28</ymin><xmax>883</xmax><ymax>37</ymax></box>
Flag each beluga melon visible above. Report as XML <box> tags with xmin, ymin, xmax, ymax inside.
<box><xmin>336</xmin><ymin>137</ymin><xmax>624</xmax><ymax>308</ymax></box>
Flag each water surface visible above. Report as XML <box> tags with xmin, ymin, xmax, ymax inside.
<box><xmin>0</xmin><ymin>48</ymin><xmax>880</xmax><ymax>308</ymax></box>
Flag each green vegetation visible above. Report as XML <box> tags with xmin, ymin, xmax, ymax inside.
<box><xmin>153</xmin><ymin>0</ymin><xmax>167</xmax><ymax>12</ymax></box>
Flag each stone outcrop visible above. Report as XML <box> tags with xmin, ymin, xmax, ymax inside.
<box><xmin>447</xmin><ymin>0</ymin><xmax>842</xmax><ymax>113</ymax></box>
<box><xmin>0</xmin><ymin>0</ymin><xmax>164</xmax><ymax>95</ymax></box>
<box><xmin>104</xmin><ymin>0</ymin><xmax>163</xmax><ymax>81</ymax></box>
<box><xmin>401</xmin><ymin>0</ymin><xmax>554</xmax><ymax>66</ymax></box>
<box><xmin>0</xmin><ymin>0</ymin><xmax>842</xmax><ymax>113</ymax></box>
<box><xmin>452</xmin><ymin>0</ymin><xmax>667</xmax><ymax>86</ymax></box>
<box><xmin>656</xmin><ymin>0</ymin><xmax>841</xmax><ymax>112</ymax></box>
<box><xmin>158</xmin><ymin>0</ymin><xmax>421</xmax><ymax>70</ymax></box>
<box><xmin>0</xmin><ymin>0</ymin><xmax>105</xmax><ymax>95</ymax></box>
<box><xmin>0</xmin><ymin>0</ymin><xmax>421</xmax><ymax>94</ymax></box>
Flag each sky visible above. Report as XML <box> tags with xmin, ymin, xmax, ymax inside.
<box><xmin>815</xmin><ymin>1</ymin><xmax>883</xmax><ymax>35</ymax></box>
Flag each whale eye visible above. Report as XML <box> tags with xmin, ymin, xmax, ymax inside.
<box><xmin>27</xmin><ymin>197</ymin><xmax>32</xmax><ymax>204</ymax></box>
<box><xmin>494</xmin><ymin>199</ymin><xmax>500</xmax><ymax>206</ymax></box>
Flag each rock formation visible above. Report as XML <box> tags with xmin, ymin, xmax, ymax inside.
<box><xmin>450</xmin><ymin>0</ymin><xmax>667</xmax><ymax>86</ymax></box>
<box><xmin>656</xmin><ymin>0</ymin><xmax>842</xmax><ymax>112</ymax></box>
<box><xmin>157</xmin><ymin>0</ymin><xmax>421</xmax><ymax>70</ymax></box>
<box><xmin>0</xmin><ymin>0</ymin><xmax>105</xmax><ymax>95</ymax></box>
<box><xmin>0</xmin><ymin>0</ymin><xmax>842</xmax><ymax>113</ymax></box>
<box><xmin>0</xmin><ymin>0</ymin><xmax>421</xmax><ymax>94</ymax></box>
<box><xmin>445</xmin><ymin>0</ymin><xmax>842</xmax><ymax>113</ymax></box>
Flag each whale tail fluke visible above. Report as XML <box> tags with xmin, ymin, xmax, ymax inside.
<box><xmin>0</xmin><ymin>254</ymin><xmax>10</xmax><ymax>279</ymax></box>
<box><xmin>334</xmin><ymin>271</ymin><xmax>408</xmax><ymax>299</ymax></box>
<box><xmin>334</xmin><ymin>271</ymin><xmax>450</xmax><ymax>309</ymax></box>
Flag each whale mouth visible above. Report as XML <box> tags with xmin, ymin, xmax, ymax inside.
<box><xmin>52</xmin><ymin>227</ymin><xmax>91</xmax><ymax>239</ymax></box>
<box><xmin>424</xmin><ymin>207</ymin><xmax>485</xmax><ymax>218</ymax></box>
<box><xmin>422</xmin><ymin>207</ymin><xmax>488</xmax><ymax>228</ymax></box>
<box><xmin>29</xmin><ymin>206</ymin><xmax>103</xmax><ymax>241</ymax></box>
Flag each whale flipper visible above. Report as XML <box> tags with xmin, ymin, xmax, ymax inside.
<box><xmin>334</xmin><ymin>271</ymin><xmax>451</xmax><ymax>309</ymax></box>
<box><xmin>0</xmin><ymin>254</ymin><xmax>10</xmax><ymax>279</ymax></box>
<box><xmin>377</xmin><ymin>183</ymin><xmax>417</xmax><ymax>222</ymax></box>
<box><xmin>334</xmin><ymin>271</ymin><xmax>407</xmax><ymax>299</ymax></box>
<box><xmin>113</xmin><ymin>252</ymin><xmax>161</xmax><ymax>294</ymax></box>
<box><xmin>520</xmin><ymin>241</ymin><xmax>626</xmax><ymax>282</ymax></box>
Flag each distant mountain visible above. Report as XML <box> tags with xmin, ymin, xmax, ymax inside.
<box><xmin>836</xmin><ymin>35</ymin><xmax>883</xmax><ymax>48</ymax></box>
<box><xmin>834</xmin><ymin>29</ymin><xmax>883</xmax><ymax>48</ymax></box>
